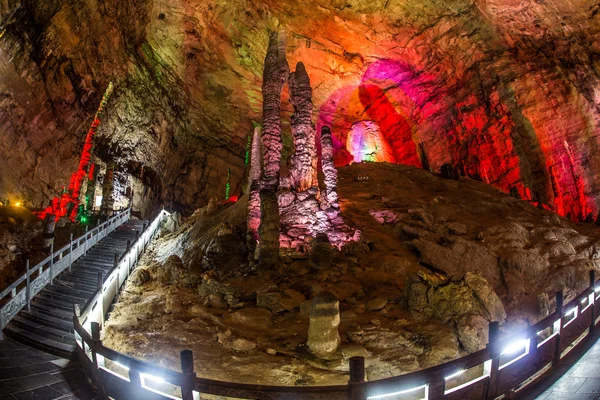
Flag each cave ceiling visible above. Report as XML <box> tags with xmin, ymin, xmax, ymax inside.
<box><xmin>0</xmin><ymin>0</ymin><xmax>599</xmax><ymax>217</ymax></box>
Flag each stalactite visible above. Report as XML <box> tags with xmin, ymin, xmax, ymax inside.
<box><xmin>101</xmin><ymin>161</ymin><xmax>116</xmax><ymax>217</ymax></box>
<box><xmin>261</xmin><ymin>30</ymin><xmax>289</xmax><ymax>191</ymax></box>
<box><xmin>289</xmin><ymin>62</ymin><xmax>317</xmax><ymax>192</ymax></box>
<box><xmin>320</xmin><ymin>126</ymin><xmax>339</xmax><ymax>207</ymax></box>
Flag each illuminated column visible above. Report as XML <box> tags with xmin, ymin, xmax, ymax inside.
<box><xmin>261</xmin><ymin>30</ymin><xmax>289</xmax><ymax>191</ymax></box>
<box><xmin>247</xmin><ymin>126</ymin><xmax>263</xmax><ymax>256</ymax></box>
<box><xmin>320</xmin><ymin>126</ymin><xmax>339</xmax><ymax>207</ymax></box>
<box><xmin>100</xmin><ymin>162</ymin><xmax>116</xmax><ymax>217</ymax></box>
<box><xmin>289</xmin><ymin>62</ymin><xmax>317</xmax><ymax>192</ymax></box>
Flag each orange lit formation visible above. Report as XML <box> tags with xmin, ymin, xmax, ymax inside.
<box><xmin>37</xmin><ymin>82</ymin><xmax>114</xmax><ymax>222</ymax></box>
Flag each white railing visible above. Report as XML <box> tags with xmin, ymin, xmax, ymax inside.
<box><xmin>75</xmin><ymin>209</ymin><xmax>169</xmax><ymax>333</ymax></box>
<box><xmin>0</xmin><ymin>209</ymin><xmax>131</xmax><ymax>330</ymax></box>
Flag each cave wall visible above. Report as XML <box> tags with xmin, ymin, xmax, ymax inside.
<box><xmin>0</xmin><ymin>0</ymin><xmax>599</xmax><ymax>218</ymax></box>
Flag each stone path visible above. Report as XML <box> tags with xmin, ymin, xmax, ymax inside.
<box><xmin>0</xmin><ymin>337</ymin><xmax>97</xmax><ymax>399</ymax></box>
<box><xmin>520</xmin><ymin>331</ymin><xmax>600</xmax><ymax>399</ymax></box>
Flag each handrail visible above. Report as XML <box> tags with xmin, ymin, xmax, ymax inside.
<box><xmin>0</xmin><ymin>208</ymin><xmax>131</xmax><ymax>329</ymax></box>
<box><xmin>72</xmin><ymin>227</ymin><xmax>600</xmax><ymax>400</ymax></box>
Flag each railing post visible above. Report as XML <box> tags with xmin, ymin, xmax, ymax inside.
<box><xmin>348</xmin><ymin>356</ymin><xmax>366</xmax><ymax>400</ymax></box>
<box><xmin>485</xmin><ymin>321</ymin><xmax>501</xmax><ymax>400</ymax></box>
<box><xmin>98</xmin><ymin>272</ymin><xmax>104</xmax><ymax>328</ymax></box>
<box><xmin>84</xmin><ymin>226</ymin><xmax>89</xmax><ymax>256</ymax></box>
<box><xmin>590</xmin><ymin>270</ymin><xmax>596</xmax><ymax>333</ymax></box>
<box><xmin>68</xmin><ymin>233</ymin><xmax>73</xmax><ymax>272</ymax></box>
<box><xmin>553</xmin><ymin>291</ymin><xmax>563</xmax><ymax>366</ymax></box>
<box><xmin>25</xmin><ymin>259</ymin><xmax>31</xmax><ymax>312</ymax></box>
<box><xmin>114</xmin><ymin>253</ymin><xmax>120</xmax><ymax>299</ymax></box>
<box><xmin>49</xmin><ymin>243</ymin><xmax>54</xmax><ymax>284</ymax></box>
<box><xmin>180</xmin><ymin>350</ymin><xmax>196</xmax><ymax>400</ymax></box>
<box><xmin>91</xmin><ymin>322</ymin><xmax>107</xmax><ymax>399</ymax></box>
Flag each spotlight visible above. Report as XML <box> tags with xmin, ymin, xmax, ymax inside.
<box><xmin>445</xmin><ymin>369</ymin><xmax>466</xmax><ymax>380</ymax></box>
<box><xmin>501</xmin><ymin>339</ymin><xmax>528</xmax><ymax>356</ymax></box>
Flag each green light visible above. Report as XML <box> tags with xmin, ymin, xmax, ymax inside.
<box><xmin>225</xmin><ymin>168</ymin><xmax>231</xmax><ymax>200</ymax></box>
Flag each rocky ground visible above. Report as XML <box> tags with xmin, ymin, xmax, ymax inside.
<box><xmin>103</xmin><ymin>162</ymin><xmax>600</xmax><ymax>386</ymax></box>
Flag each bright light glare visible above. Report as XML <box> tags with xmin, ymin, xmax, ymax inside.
<box><xmin>14</xmin><ymin>202</ymin><xmax>21</xmax><ymax>207</ymax></box>
<box><xmin>501</xmin><ymin>340</ymin><xmax>528</xmax><ymax>356</ymax></box>
<box><xmin>566</xmin><ymin>307</ymin><xmax>577</xmax><ymax>316</ymax></box>
<box><xmin>114</xmin><ymin>361</ymin><xmax>129</xmax><ymax>371</ymax></box>
<box><xmin>141</xmin><ymin>373</ymin><xmax>166</xmax><ymax>384</ymax></box>
<box><xmin>445</xmin><ymin>369</ymin><xmax>466</xmax><ymax>380</ymax></box>
<box><xmin>367</xmin><ymin>385</ymin><xmax>427</xmax><ymax>399</ymax></box>
<box><xmin>595</xmin><ymin>286</ymin><xmax>600</xmax><ymax>293</ymax></box>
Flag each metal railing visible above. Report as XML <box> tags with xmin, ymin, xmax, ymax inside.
<box><xmin>0</xmin><ymin>209</ymin><xmax>131</xmax><ymax>330</ymax></box>
<box><xmin>73</xmin><ymin>237</ymin><xmax>600</xmax><ymax>399</ymax></box>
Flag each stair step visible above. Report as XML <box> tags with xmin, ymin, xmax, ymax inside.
<box><xmin>33</xmin><ymin>296</ymin><xmax>74</xmax><ymax>312</ymax></box>
<box><xmin>55</xmin><ymin>276</ymin><xmax>98</xmax><ymax>290</ymax></box>
<box><xmin>12</xmin><ymin>316</ymin><xmax>75</xmax><ymax>343</ymax></box>
<box><xmin>44</xmin><ymin>286</ymin><xmax>89</xmax><ymax>302</ymax></box>
<box><xmin>3</xmin><ymin>325</ymin><xmax>75</xmax><ymax>359</ymax></box>
<box><xmin>49</xmin><ymin>284</ymin><xmax>92</xmax><ymax>297</ymax></box>
<box><xmin>30</xmin><ymin>302</ymin><xmax>73</xmax><ymax>320</ymax></box>
<box><xmin>22</xmin><ymin>311</ymin><xmax>74</xmax><ymax>332</ymax></box>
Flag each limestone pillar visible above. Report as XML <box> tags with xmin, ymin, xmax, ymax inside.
<box><xmin>307</xmin><ymin>291</ymin><xmax>340</xmax><ymax>358</ymax></box>
<box><xmin>258</xmin><ymin>190</ymin><xmax>280</xmax><ymax>269</ymax></box>
<box><xmin>289</xmin><ymin>62</ymin><xmax>317</xmax><ymax>192</ymax></box>
<box><xmin>320</xmin><ymin>126</ymin><xmax>339</xmax><ymax>207</ymax></box>
<box><xmin>261</xmin><ymin>30</ymin><xmax>289</xmax><ymax>191</ymax></box>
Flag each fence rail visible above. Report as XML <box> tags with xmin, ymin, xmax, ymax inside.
<box><xmin>0</xmin><ymin>209</ymin><xmax>131</xmax><ymax>330</ymax></box>
<box><xmin>73</xmin><ymin>233</ymin><xmax>600</xmax><ymax>400</ymax></box>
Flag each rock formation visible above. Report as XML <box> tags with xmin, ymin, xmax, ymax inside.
<box><xmin>261</xmin><ymin>31</ymin><xmax>289</xmax><ymax>192</ymax></box>
<box><xmin>289</xmin><ymin>62</ymin><xmax>318</xmax><ymax>192</ymax></box>
<box><xmin>307</xmin><ymin>291</ymin><xmax>340</xmax><ymax>358</ymax></box>
<box><xmin>249</xmin><ymin>31</ymin><xmax>357</xmax><ymax>257</ymax></box>
<box><xmin>320</xmin><ymin>126</ymin><xmax>339</xmax><ymax>208</ymax></box>
<box><xmin>100</xmin><ymin>161</ymin><xmax>116</xmax><ymax>216</ymax></box>
<box><xmin>258</xmin><ymin>190</ymin><xmax>280</xmax><ymax>269</ymax></box>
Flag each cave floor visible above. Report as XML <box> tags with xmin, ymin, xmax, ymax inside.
<box><xmin>0</xmin><ymin>337</ymin><xmax>97</xmax><ymax>399</ymax></box>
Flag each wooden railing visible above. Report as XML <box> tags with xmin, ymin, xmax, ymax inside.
<box><xmin>0</xmin><ymin>209</ymin><xmax>131</xmax><ymax>330</ymax></box>
<box><xmin>73</xmin><ymin>240</ymin><xmax>600</xmax><ymax>400</ymax></box>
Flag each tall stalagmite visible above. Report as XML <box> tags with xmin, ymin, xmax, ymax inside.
<box><xmin>260</xmin><ymin>30</ymin><xmax>289</xmax><ymax>191</ymax></box>
<box><xmin>289</xmin><ymin>62</ymin><xmax>317</xmax><ymax>192</ymax></box>
<box><xmin>321</xmin><ymin>126</ymin><xmax>339</xmax><ymax>207</ymax></box>
<box><xmin>247</xmin><ymin>126</ymin><xmax>264</xmax><ymax>257</ymax></box>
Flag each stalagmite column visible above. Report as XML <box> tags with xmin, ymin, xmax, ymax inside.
<box><xmin>258</xmin><ymin>190</ymin><xmax>280</xmax><ymax>269</ymax></box>
<box><xmin>247</xmin><ymin>126</ymin><xmax>264</xmax><ymax>260</ymax></box>
<box><xmin>321</xmin><ymin>126</ymin><xmax>339</xmax><ymax>207</ymax></box>
<box><xmin>289</xmin><ymin>62</ymin><xmax>317</xmax><ymax>192</ymax></box>
<box><xmin>100</xmin><ymin>161</ymin><xmax>116</xmax><ymax>217</ymax></box>
<box><xmin>261</xmin><ymin>30</ymin><xmax>289</xmax><ymax>191</ymax></box>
